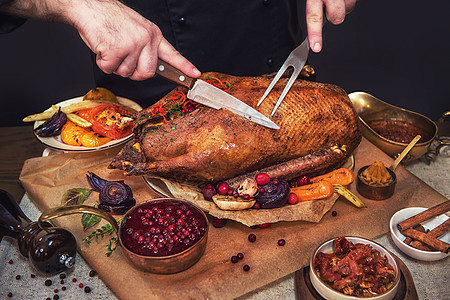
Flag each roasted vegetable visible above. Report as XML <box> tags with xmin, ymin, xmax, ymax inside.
<box><xmin>34</xmin><ymin>106</ymin><xmax>67</xmax><ymax>137</ymax></box>
<box><xmin>310</xmin><ymin>168</ymin><xmax>355</xmax><ymax>186</ymax></box>
<box><xmin>212</xmin><ymin>194</ymin><xmax>255</xmax><ymax>211</ymax></box>
<box><xmin>255</xmin><ymin>179</ymin><xmax>290</xmax><ymax>209</ymax></box>
<box><xmin>290</xmin><ymin>180</ymin><xmax>334</xmax><ymax>202</ymax></box>
<box><xmin>86</xmin><ymin>172</ymin><xmax>135</xmax><ymax>214</ymax></box>
<box><xmin>333</xmin><ymin>184</ymin><xmax>366</xmax><ymax>208</ymax></box>
<box><xmin>60</xmin><ymin>121</ymin><xmax>91</xmax><ymax>146</ymax></box>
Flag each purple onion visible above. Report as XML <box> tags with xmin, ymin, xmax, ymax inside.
<box><xmin>86</xmin><ymin>172</ymin><xmax>135</xmax><ymax>215</ymax></box>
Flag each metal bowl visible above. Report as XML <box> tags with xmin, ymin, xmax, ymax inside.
<box><xmin>119</xmin><ymin>198</ymin><xmax>208</xmax><ymax>274</ymax></box>
<box><xmin>356</xmin><ymin>165</ymin><xmax>397</xmax><ymax>200</ymax></box>
<box><xmin>349</xmin><ymin>92</ymin><xmax>438</xmax><ymax>162</ymax></box>
<box><xmin>38</xmin><ymin>198</ymin><xmax>209</xmax><ymax>274</ymax></box>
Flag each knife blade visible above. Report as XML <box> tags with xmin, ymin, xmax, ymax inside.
<box><xmin>155</xmin><ymin>59</ymin><xmax>280</xmax><ymax>129</ymax></box>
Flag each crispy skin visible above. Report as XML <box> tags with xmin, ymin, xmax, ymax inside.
<box><xmin>109</xmin><ymin>72</ymin><xmax>361</xmax><ymax>183</ymax></box>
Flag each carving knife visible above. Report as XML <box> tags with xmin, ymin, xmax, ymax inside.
<box><xmin>155</xmin><ymin>59</ymin><xmax>280</xmax><ymax>129</ymax></box>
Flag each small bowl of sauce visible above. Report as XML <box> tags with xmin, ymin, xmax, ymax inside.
<box><xmin>357</xmin><ymin>162</ymin><xmax>397</xmax><ymax>200</ymax></box>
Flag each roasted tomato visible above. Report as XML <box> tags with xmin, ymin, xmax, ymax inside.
<box><xmin>61</xmin><ymin>121</ymin><xmax>91</xmax><ymax>146</ymax></box>
<box><xmin>76</xmin><ymin>104</ymin><xmax>134</xmax><ymax>139</ymax></box>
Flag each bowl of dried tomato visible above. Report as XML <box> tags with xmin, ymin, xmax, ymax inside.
<box><xmin>310</xmin><ymin>236</ymin><xmax>400</xmax><ymax>300</ymax></box>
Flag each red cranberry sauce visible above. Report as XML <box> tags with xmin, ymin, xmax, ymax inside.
<box><xmin>121</xmin><ymin>200</ymin><xmax>207</xmax><ymax>257</ymax></box>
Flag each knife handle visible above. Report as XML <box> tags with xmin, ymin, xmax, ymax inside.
<box><xmin>156</xmin><ymin>58</ymin><xmax>196</xmax><ymax>89</ymax></box>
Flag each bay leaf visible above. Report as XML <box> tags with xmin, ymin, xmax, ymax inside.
<box><xmin>61</xmin><ymin>188</ymin><xmax>92</xmax><ymax>206</ymax></box>
<box><xmin>81</xmin><ymin>212</ymin><xmax>101</xmax><ymax>231</ymax></box>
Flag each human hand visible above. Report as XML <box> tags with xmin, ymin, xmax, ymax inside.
<box><xmin>306</xmin><ymin>0</ymin><xmax>358</xmax><ymax>52</ymax></box>
<box><xmin>72</xmin><ymin>1</ymin><xmax>200</xmax><ymax>81</ymax></box>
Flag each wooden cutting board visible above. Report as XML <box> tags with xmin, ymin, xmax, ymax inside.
<box><xmin>19</xmin><ymin>138</ymin><xmax>448</xmax><ymax>299</ymax></box>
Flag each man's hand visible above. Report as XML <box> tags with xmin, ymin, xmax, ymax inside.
<box><xmin>73</xmin><ymin>1</ymin><xmax>200</xmax><ymax>81</ymax></box>
<box><xmin>306</xmin><ymin>0</ymin><xmax>358</xmax><ymax>52</ymax></box>
<box><xmin>0</xmin><ymin>0</ymin><xmax>201</xmax><ymax>81</ymax></box>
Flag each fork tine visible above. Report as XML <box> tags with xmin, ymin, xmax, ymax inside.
<box><xmin>257</xmin><ymin>64</ymin><xmax>289</xmax><ymax>107</ymax></box>
<box><xmin>270</xmin><ymin>67</ymin><xmax>302</xmax><ymax>116</ymax></box>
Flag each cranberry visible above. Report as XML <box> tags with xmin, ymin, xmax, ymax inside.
<box><xmin>237</xmin><ymin>252</ymin><xmax>244</xmax><ymax>260</ymax></box>
<box><xmin>15</xmin><ymin>275</ymin><xmax>21</xmax><ymax>280</ymax></box>
<box><xmin>227</xmin><ymin>189</ymin><xmax>234</xmax><ymax>196</ymax></box>
<box><xmin>288</xmin><ymin>193</ymin><xmax>299</xmax><ymax>205</ymax></box>
<box><xmin>231</xmin><ymin>256</ymin><xmax>239</xmax><ymax>263</ymax></box>
<box><xmin>297</xmin><ymin>175</ymin><xmax>311</xmax><ymax>186</ymax></box>
<box><xmin>54</xmin><ymin>289</ymin><xmax>59</xmax><ymax>293</ymax></box>
<box><xmin>8</xmin><ymin>260</ymin><xmax>13</xmax><ymax>264</ymax></box>
<box><xmin>72</xmin><ymin>278</ymin><xmax>77</xmax><ymax>283</ymax></box>
<box><xmin>202</xmin><ymin>184</ymin><xmax>216</xmax><ymax>200</ymax></box>
<box><xmin>243</xmin><ymin>194</ymin><xmax>250</xmax><ymax>200</ymax></box>
<box><xmin>248</xmin><ymin>233</ymin><xmax>256</xmax><ymax>242</ymax></box>
<box><xmin>212</xmin><ymin>217</ymin><xmax>227</xmax><ymax>228</ymax></box>
<box><xmin>253</xmin><ymin>203</ymin><xmax>260</xmax><ymax>209</ymax></box>
<box><xmin>255</xmin><ymin>173</ymin><xmax>270</xmax><ymax>185</ymax></box>
<box><xmin>272</xmin><ymin>178</ymin><xmax>279</xmax><ymax>185</ymax></box>
<box><xmin>217</xmin><ymin>182</ymin><xmax>229</xmax><ymax>195</ymax></box>
<box><xmin>7</xmin><ymin>292</ymin><xmax>12</xmax><ymax>298</ymax></box>
<box><xmin>258</xmin><ymin>223</ymin><xmax>271</xmax><ymax>228</ymax></box>
<box><xmin>332</xmin><ymin>210</ymin><xmax>337</xmax><ymax>217</ymax></box>
<box><xmin>60</xmin><ymin>280</ymin><xmax>64</xmax><ymax>284</ymax></box>
<box><xmin>79</xmin><ymin>283</ymin><xmax>84</xmax><ymax>288</ymax></box>
<box><xmin>278</xmin><ymin>239</ymin><xmax>286</xmax><ymax>246</ymax></box>
<box><xmin>243</xmin><ymin>264</ymin><xmax>250</xmax><ymax>272</ymax></box>
<box><xmin>62</xmin><ymin>286</ymin><xmax>66</xmax><ymax>291</ymax></box>
<box><xmin>30</xmin><ymin>274</ymin><xmax>36</xmax><ymax>278</ymax></box>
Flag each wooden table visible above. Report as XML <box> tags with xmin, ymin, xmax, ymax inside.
<box><xmin>0</xmin><ymin>126</ymin><xmax>45</xmax><ymax>202</ymax></box>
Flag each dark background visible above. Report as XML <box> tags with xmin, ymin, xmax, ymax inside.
<box><xmin>0</xmin><ymin>0</ymin><xmax>449</xmax><ymax>127</ymax></box>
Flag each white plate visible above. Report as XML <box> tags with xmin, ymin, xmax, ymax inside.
<box><xmin>390</xmin><ymin>207</ymin><xmax>450</xmax><ymax>261</ymax></box>
<box><xmin>33</xmin><ymin>96</ymin><xmax>142</xmax><ymax>152</ymax></box>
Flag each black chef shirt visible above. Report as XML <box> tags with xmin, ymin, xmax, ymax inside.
<box><xmin>1</xmin><ymin>0</ymin><xmax>304</xmax><ymax>105</ymax></box>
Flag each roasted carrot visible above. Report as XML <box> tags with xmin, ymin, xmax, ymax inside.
<box><xmin>290</xmin><ymin>180</ymin><xmax>334</xmax><ymax>202</ymax></box>
<box><xmin>310</xmin><ymin>168</ymin><xmax>354</xmax><ymax>186</ymax></box>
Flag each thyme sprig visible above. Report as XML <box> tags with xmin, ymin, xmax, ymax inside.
<box><xmin>83</xmin><ymin>218</ymin><xmax>122</xmax><ymax>257</ymax></box>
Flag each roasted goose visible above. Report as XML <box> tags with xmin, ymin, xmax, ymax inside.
<box><xmin>109</xmin><ymin>73</ymin><xmax>361</xmax><ymax>185</ymax></box>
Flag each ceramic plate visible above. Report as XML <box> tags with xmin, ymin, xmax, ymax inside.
<box><xmin>33</xmin><ymin>96</ymin><xmax>142</xmax><ymax>152</ymax></box>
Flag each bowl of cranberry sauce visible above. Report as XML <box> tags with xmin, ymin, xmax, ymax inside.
<box><xmin>119</xmin><ymin>198</ymin><xmax>208</xmax><ymax>274</ymax></box>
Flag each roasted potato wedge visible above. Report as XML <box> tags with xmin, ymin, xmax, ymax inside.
<box><xmin>83</xmin><ymin>87</ymin><xmax>119</xmax><ymax>103</ymax></box>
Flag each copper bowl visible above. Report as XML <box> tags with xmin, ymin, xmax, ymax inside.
<box><xmin>356</xmin><ymin>165</ymin><xmax>397</xmax><ymax>200</ymax></box>
<box><xmin>38</xmin><ymin>198</ymin><xmax>209</xmax><ymax>274</ymax></box>
<box><xmin>119</xmin><ymin>198</ymin><xmax>208</xmax><ymax>274</ymax></box>
<box><xmin>349</xmin><ymin>92</ymin><xmax>439</xmax><ymax>162</ymax></box>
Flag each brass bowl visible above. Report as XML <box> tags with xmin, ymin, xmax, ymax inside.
<box><xmin>349</xmin><ymin>92</ymin><xmax>438</xmax><ymax>162</ymax></box>
<box><xmin>356</xmin><ymin>165</ymin><xmax>397</xmax><ymax>200</ymax></box>
<box><xmin>38</xmin><ymin>198</ymin><xmax>209</xmax><ymax>274</ymax></box>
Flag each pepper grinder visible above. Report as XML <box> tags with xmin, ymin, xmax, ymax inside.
<box><xmin>0</xmin><ymin>189</ymin><xmax>77</xmax><ymax>275</ymax></box>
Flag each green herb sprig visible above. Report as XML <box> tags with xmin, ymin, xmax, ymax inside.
<box><xmin>83</xmin><ymin>218</ymin><xmax>122</xmax><ymax>257</ymax></box>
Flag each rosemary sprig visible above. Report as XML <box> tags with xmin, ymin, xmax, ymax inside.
<box><xmin>82</xmin><ymin>218</ymin><xmax>122</xmax><ymax>256</ymax></box>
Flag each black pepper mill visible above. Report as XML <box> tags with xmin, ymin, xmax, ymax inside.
<box><xmin>0</xmin><ymin>189</ymin><xmax>77</xmax><ymax>275</ymax></box>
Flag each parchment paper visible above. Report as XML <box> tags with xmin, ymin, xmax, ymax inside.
<box><xmin>19</xmin><ymin>139</ymin><xmax>449</xmax><ymax>300</ymax></box>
